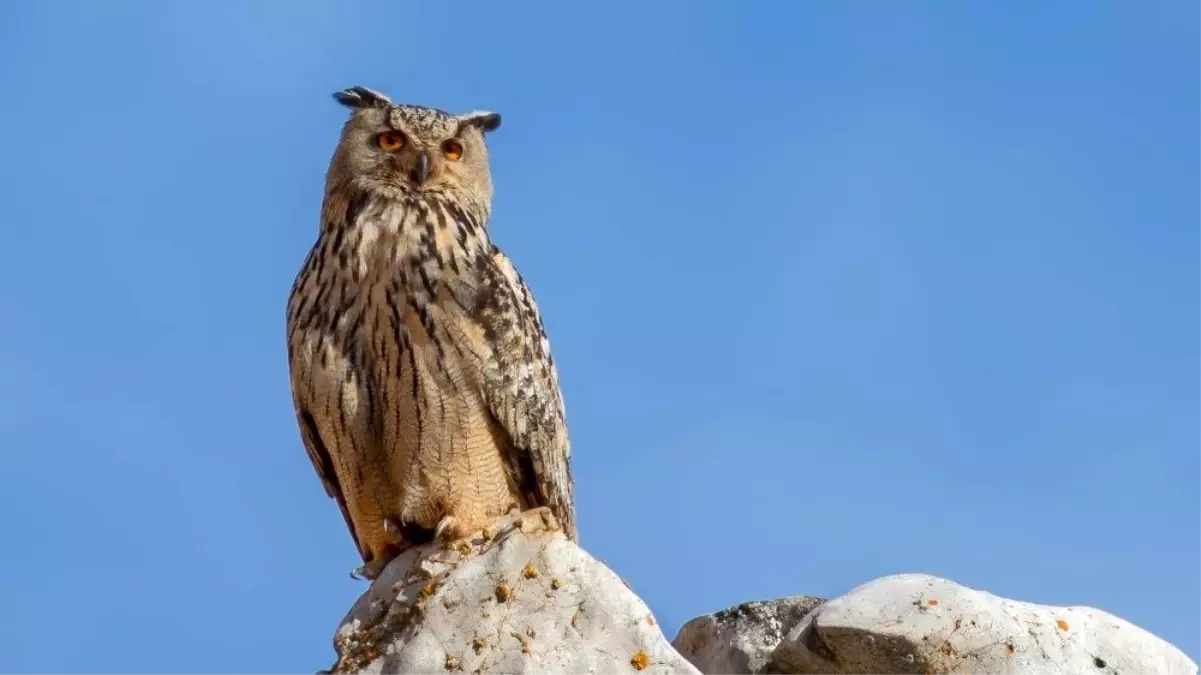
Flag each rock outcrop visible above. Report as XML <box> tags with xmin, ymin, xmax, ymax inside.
<box><xmin>318</xmin><ymin>510</ymin><xmax>1195</xmax><ymax>675</ymax></box>
<box><xmin>672</xmin><ymin>595</ymin><xmax>825</xmax><ymax>674</ymax></box>
<box><xmin>327</xmin><ymin>509</ymin><xmax>699</xmax><ymax>675</ymax></box>
<box><xmin>674</xmin><ymin>573</ymin><xmax>1198</xmax><ymax>675</ymax></box>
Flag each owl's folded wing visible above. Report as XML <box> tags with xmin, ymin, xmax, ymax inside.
<box><xmin>294</xmin><ymin>402</ymin><xmax>367</xmax><ymax>561</ymax></box>
<box><xmin>460</xmin><ymin>246</ymin><xmax>577</xmax><ymax>541</ymax></box>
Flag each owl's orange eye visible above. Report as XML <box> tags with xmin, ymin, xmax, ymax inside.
<box><xmin>377</xmin><ymin>131</ymin><xmax>406</xmax><ymax>152</ymax></box>
<box><xmin>442</xmin><ymin>139</ymin><xmax>463</xmax><ymax>161</ymax></box>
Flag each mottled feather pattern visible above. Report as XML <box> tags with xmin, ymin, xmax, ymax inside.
<box><xmin>474</xmin><ymin>249</ymin><xmax>575</xmax><ymax>539</ymax></box>
<box><xmin>287</xmin><ymin>163</ymin><xmax>575</xmax><ymax>573</ymax></box>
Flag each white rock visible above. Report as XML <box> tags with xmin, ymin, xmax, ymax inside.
<box><xmin>672</xmin><ymin>596</ymin><xmax>825</xmax><ymax>674</ymax></box>
<box><xmin>328</xmin><ymin>509</ymin><xmax>699</xmax><ymax>675</ymax></box>
<box><xmin>771</xmin><ymin>573</ymin><xmax>1198</xmax><ymax>675</ymax></box>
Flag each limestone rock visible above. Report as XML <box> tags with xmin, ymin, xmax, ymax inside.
<box><xmin>328</xmin><ymin>509</ymin><xmax>699</xmax><ymax>675</ymax></box>
<box><xmin>771</xmin><ymin>573</ymin><xmax>1198</xmax><ymax>675</ymax></box>
<box><xmin>672</xmin><ymin>595</ymin><xmax>825</xmax><ymax>674</ymax></box>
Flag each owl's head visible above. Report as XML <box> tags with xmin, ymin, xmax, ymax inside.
<box><xmin>327</xmin><ymin>86</ymin><xmax>501</xmax><ymax>216</ymax></box>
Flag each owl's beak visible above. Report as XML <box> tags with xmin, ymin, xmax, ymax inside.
<box><xmin>411</xmin><ymin>152</ymin><xmax>430</xmax><ymax>186</ymax></box>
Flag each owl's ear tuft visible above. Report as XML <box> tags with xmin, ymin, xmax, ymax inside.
<box><xmin>459</xmin><ymin>110</ymin><xmax>501</xmax><ymax>134</ymax></box>
<box><xmin>333</xmin><ymin>86</ymin><xmax>392</xmax><ymax>110</ymax></box>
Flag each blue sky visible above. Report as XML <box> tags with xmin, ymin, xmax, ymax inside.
<box><xmin>0</xmin><ymin>1</ymin><xmax>1197</xmax><ymax>671</ymax></box>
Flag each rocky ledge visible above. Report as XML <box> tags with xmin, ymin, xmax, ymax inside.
<box><xmin>323</xmin><ymin>518</ymin><xmax>1196</xmax><ymax>675</ymax></box>
<box><xmin>327</xmin><ymin>509</ymin><xmax>697</xmax><ymax>674</ymax></box>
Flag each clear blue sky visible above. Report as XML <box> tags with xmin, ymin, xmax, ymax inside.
<box><xmin>0</xmin><ymin>2</ymin><xmax>1196</xmax><ymax>671</ymax></box>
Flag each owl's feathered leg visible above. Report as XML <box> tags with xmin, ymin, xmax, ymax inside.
<box><xmin>431</xmin><ymin>501</ymin><xmax>545</xmax><ymax>547</ymax></box>
<box><xmin>487</xmin><ymin>506</ymin><xmax>559</xmax><ymax>541</ymax></box>
<box><xmin>348</xmin><ymin>517</ymin><xmax>413</xmax><ymax>580</ymax></box>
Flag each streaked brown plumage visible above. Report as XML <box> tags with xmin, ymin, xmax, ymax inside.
<box><xmin>286</xmin><ymin>86</ymin><xmax>575</xmax><ymax>579</ymax></box>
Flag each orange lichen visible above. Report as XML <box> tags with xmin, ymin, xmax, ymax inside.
<box><xmin>421</xmin><ymin>582</ymin><xmax>441</xmax><ymax>598</ymax></box>
<box><xmin>1057</xmin><ymin>619</ymin><xmax>1070</xmax><ymax>631</ymax></box>
<box><xmin>494</xmin><ymin>583</ymin><xmax>511</xmax><ymax>603</ymax></box>
<box><xmin>630</xmin><ymin>650</ymin><xmax>650</xmax><ymax>671</ymax></box>
<box><xmin>646</xmin><ymin>615</ymin><xmax>656</xmax><ymax>626</ymax></box>
<box><xmin>522</xmin><ymin>562</ymin><xmax>539</xmax><ymax>579</ymax></box>
<box><xmin>927</xmin><ymin>599</ymin><xmax>939</xmax><ymax>606</ymax></box>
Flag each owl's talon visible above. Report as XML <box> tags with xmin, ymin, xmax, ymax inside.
<box><xmin>383</xmin><ymin>516</ymin><xmax>408</xmax><ymax>544</ymax></box>
<box><xmin>350</xmin><ymin>556</ymin><xmax>390</xmax><ymax>581</ymax></box>
<box><xmin>434</xmin><ymin>515</ymin><xmax>460</xmax><ymax>543</ymax></box>
<box><xmin>484</xmin><ymin>506</ymin><xmax>560</xmax><ymax>545</ymax></box>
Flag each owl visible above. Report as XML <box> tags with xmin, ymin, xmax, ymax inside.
<box><xmin>286</xmin><ymin>86</ymin><xmax>576</xmax><ymax>580</ymax></box>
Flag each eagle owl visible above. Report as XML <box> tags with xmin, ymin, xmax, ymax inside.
<box><xmin>286</xmin><ymin>86</ymin><xmax>576</xmax><ymax>580</ymax></box>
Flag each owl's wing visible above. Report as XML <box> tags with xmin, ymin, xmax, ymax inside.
<box><xmin>287</xmin><ymin>240</ymin><xmax>368</xmax><ymax>563</ymax></box>
<box><xmin>293</xmin><ymin>400</ymin><xmax>368</xmax><ymax>561</ymax></box>
<box><xmin>455</xmin><ymin>245</ymin><xmax>577</xmax><ymax>541</ymax></box>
